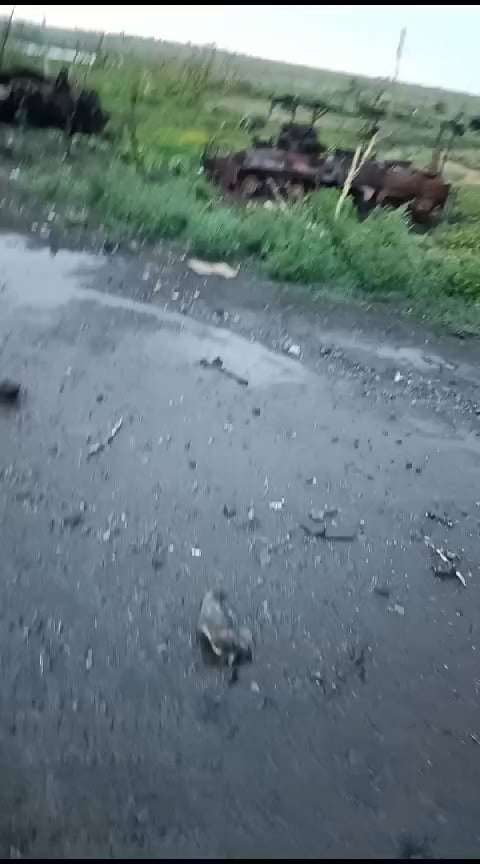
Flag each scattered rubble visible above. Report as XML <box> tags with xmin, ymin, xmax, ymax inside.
<box><xmin>199</xmin><ymin>356</ymin><xmax>248</xmax><ymax>387</ymax></box>
<box><xmin>426</xmin><ymin>510</ymin><xmax>454</xmax><ymax>528</ymax></box>
<box><xmin>197</xmin><ymin>590</ymin><xmax>253</xmax><ymax>665</ymax></box>
<box><xmin>425</xmin><ymin>538</ymin><xmax>467</xmax><ymax>588</ymax></box>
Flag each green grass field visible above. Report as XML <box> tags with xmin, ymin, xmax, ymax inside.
<box><xmin>4</xmin><ymin>17</ymin><xmax>480</xmax><ymax>330</ymax></box>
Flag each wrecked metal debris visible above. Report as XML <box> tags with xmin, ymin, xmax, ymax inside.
<box><xmin>203</xmin><ymin>132</ymin><xmax>450</xmax><ymax>222</ymax></box>
<box><xmin>0</xmin><ymin>378</ymin><xmax>20</xmax><ymax>403</ymax></box>
<box><xmin>87</xmin><ymin>416</ymin><xmax>123</xmax><ymax>459</ymax></box>
<box><xmin>425</xmin><ymin>538</ymin><xmax>467</xmax><ymax>588</ymax></box>
<box><xmin>0</xmin><ymin>65</ymin><xmax>108</xmax><ymax>135</ymax></box>
<box><xmin>197</xmin><ymin>590</ymin><xmax>253</xmax><ymax>666</ymax></box>
<box><xmin>199</xmin><ymin>356</ymin><xmax>248</xmax><ymax>387</ymax></box>
<box><xmin>188</xmin><ymin>258</ymin><xmax>238</xmax><ymax>279</ymax></box>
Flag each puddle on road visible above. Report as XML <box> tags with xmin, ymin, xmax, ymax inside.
<box><xmin>0</xmin><ymin>233</ymin><xmax>306</xmax><ymax>388</ymax></box>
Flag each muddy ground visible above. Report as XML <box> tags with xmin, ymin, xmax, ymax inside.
<box><xmin>1</xmin><ymin>226</ymin><xmax>480</xmax><ymax>859</ymax></box>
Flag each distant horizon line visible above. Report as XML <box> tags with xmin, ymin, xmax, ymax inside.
<box><xmin>3</xmin><ymin>12</ymin><xmax>480</xmax><ymax>100</ymax></box>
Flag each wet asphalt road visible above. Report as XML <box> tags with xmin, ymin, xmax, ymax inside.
<box><xmin>1</xmin><ymin>233</ymin><xmax>480</xmax><ymax>859</ymax></box>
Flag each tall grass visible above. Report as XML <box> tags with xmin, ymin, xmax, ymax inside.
<box><xmin>7</xmin><ymin>39</ymin><xmax>480</xmax><ymax>327</ymax></box>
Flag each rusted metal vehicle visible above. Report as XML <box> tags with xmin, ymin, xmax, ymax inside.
<box><xmin>0</xmin><ymin>65</ymin><xmax>108</xmax><ymax>135</ymax></box>
<box><xmin>204</xmin><ymin>126</ymin><xmax>449</xmax><ymax>222</ymax></box>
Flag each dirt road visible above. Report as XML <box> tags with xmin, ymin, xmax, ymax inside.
<box><xmin>1</xmin><ymin>232</ymin><xmax>480</xmax><ymax>858</ymax></box>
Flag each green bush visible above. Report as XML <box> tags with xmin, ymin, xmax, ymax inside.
<box><xmin>264</xmin><ymin>209</ymin><xmax>346</xmax><ymax>284</ymax></box>
<box><xmin>432</xmin><ymin>249</ymin><xmax>480</xmax><ymax>300</ymax></box>
<box><xmin>188</xmin><ymin>206</ymin><xmax>245</xmax><ymax>258</ymax></box>
<box><xmin>340</xmin><ymin>207</ymin><xmax>422</xmax><ymax>295</ymax></box>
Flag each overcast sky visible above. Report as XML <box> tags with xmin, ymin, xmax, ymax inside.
<box><xmin>1</xmin><ymin>4</ymin><xmax>479</xmax><ymax>95</ymax></box>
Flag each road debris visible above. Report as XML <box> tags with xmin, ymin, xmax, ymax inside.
<box><xmin>325</xmin><ymin>518</ymin><xmax>358</xmax><ymax>541</ymax></box>
<box><xmin>300</xmin><ymin>521</ymin><xmax>326</xmax><ymax>538</ymax></box>
<box><xmin>426</xmin><ymin>510</ymin><xmax>454</xmax><ymax>528</ymax></box>
<box><xmin>389</xmin><ymin>603</ymin><xmax>405</xmax><ymax>616</ymax></box>
<box><xmin>62</xmin><ymin>509</ymin><xmax>85</xmax><ymax>531</ymax></box>
<box><xmin>373</xmin><ymin>585</ymin><xmax>391</xmax><ymax>598</ymax></box>
<box><xmin>85</xmin><ymin>648</ymin><xmax>94</xmax><ymax>671</ymax></box>
<box><xmin>152</xmin><ymin>536</ymin><xmax>167</xmax><ymax>570</ymax></box>
<box><xmin>246</xmin><ymin>504</ymin><xmax>258</xmax><ymax>529</ymax></box>
<box><xmin>394</xmin><ymin>371</ymin><xmax>404</xmax><ymax>383</ymax></box>
<box><xmin>223</xmin><ymin>504</ymin><xmax>237</xmax><ymax>519</ymax></box>
<box><xmin>87</xmin><ymin>416</ymin><xmax>124</xmax><ymax>459</ymax></box>
<box><xmin>188</xmin><ymin>258</ymin><xmax>238</xmax><ymax>279</ymax></box>
<box><xmin>197</xmin><ymin>589</ymin><xmax>253</xmax><ymax>666</ymax></box>
<box><xmin>200</xmin><ymin>356</ymin><xmax>248</xmax><ymax>387</ymax></box>
<box><xmin>0</xmin><ymin>378</ymin><xmax>20</xmax><ymax>403</ymax></box>
<box><xmin>425</xmin><ymin>538</ymin><xmax>467</xmax><ymax>588</ymax></box>
<box><xmin>191</xmin><ymin>547</ymin><xmax>202</xmax><ymax>558</ymax></box>
<box><xmin>269</xmin><ymin>499</ymin><xmax>284</xmax><ymax>511</ymax></box>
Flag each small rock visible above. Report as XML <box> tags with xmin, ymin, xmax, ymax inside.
<box><xmin>96</xmin><ymin>392</ymin><xmax>104</xmax><ymax>403</ymax></box>
<box><xmin>247</xmin><ymin>505</ymin><xmax>256</xmax><ymax>523</ymax></box>
<box><xmin>390</xmin><ymin>603</ymin><xmax>405</xmax><ymax>616</ymax></box>
<box><xmin>288</xmin><ymin>344</ymin><xmax>301</xmax><ymax>358</ymax></box>
<box><xmin>191</xmin><ymin>547</ymin><xmax>202</xmax><ymax>558</ymax></box>
<box><xmin>269</xmin><ymin>499</ymin><xmax>284</xmax><ymax>511</ymax></box>
<box><xmin>374</xmin><ymin>585</ymin><xmax>390</xmax><ymax>598</ymax></box>
<box><xmin>252</xmin><ymin>407</ymin><xmax>261</xmax><ymax>417</ymax></box>
<box><xmin>306</xmin><ymin>476</ymin><xmax>317</xmax><ymax>486</ymax></box>
<box><xmin>85</xmin><ymin>648</ymin><xmax>94</xmax><ymax>671</ymax></box>
<box><xmin>394</xmin><ymin>371</ymin><xmax>403</xmax><ymax>383</ymax></box>
<box><xmin>250</xmin><ymin>681</ymin><xmax>260</xmax><ymax>693</ymax></box>
<box><xmin>406</xmin><ymin>461</ymin><xmax>413</xmax><ymax>470</ymax></box>
<box><xmin>62</xmin><ymin>511</ymin><xmax>84</xmax><ymax>530</ymax></box>
<box><xmin>152</xmin><ymin>544</ymin><xmax>167</xmax><ymax>570</ymax></box>
<box><xmin>223</xmin><ymin>504</ymin><xmax>237</xmax><ymax>519</ymax></box>
<box><xmin>309</xmin><ymin>508</ymin><xmax>325</xmax><ymax>522</ymax></box>
<box><xmin>197</xmin><ymin>590</ymin><xmax>253</xmax><ymax>665</ymax></box>
<box><xmin>259</xmin><ymin>547</ymin><xmax>271</xmax><ymax>568</ymax></box>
